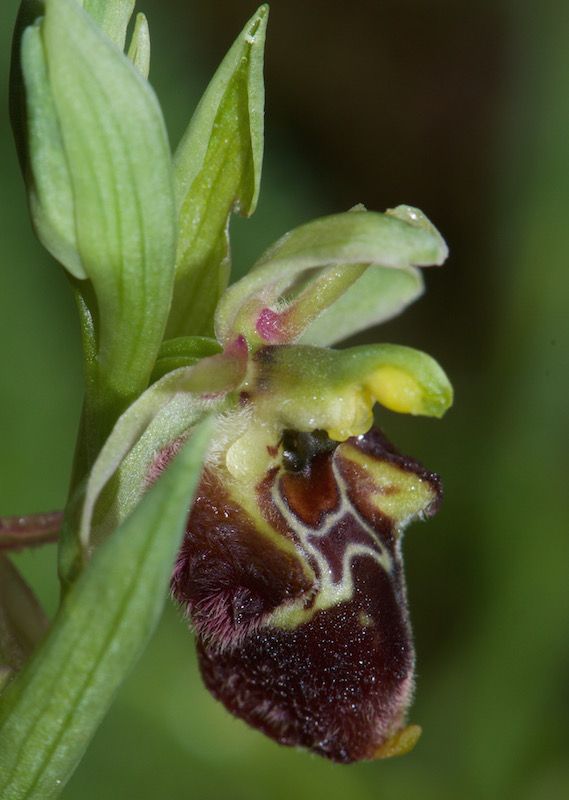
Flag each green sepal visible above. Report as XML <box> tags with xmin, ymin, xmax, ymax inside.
<box><xmin>0</xmin><ymin>557</ymin><xmax>49</xmax><ymax>685</ymax></box>
<box><xmin>166</xmin><ymin>5</ymin><xmax>268</xmax><ymax>338</ymax></box>
<box><xmin>302</xmin><ymin>206</ymin><xmax>446</xmax><ymax>346</ymax></box>
<box><xmin>0</xmin><ymin>418</ymin><xmax>213</xmax><ymax>800</ymax></box>
<box><xmin>41</xmin><ymin>0</ymin><xmax>177</xmax><ymax>424</ymax></box>
<box><xmin>151</xmin><ymin>336</ymin><xmax>222</xmax><ymax>382</ymax></box>
<box><xmin>215</xmin><ymin>207</ymin><xmax>448</xmax><ymax>348</ymax></box>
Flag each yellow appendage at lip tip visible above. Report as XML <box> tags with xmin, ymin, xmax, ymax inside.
<box><xmin>366</xmin><ymin>365</ymin><xmax>425</xmax><ymax>415</ymax></box>
<box><xmin>373</xmin><ymin>724</ymin><xmax>422</xmax><ymax>760</ymax></box>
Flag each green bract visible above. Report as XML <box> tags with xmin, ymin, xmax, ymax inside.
<box><xmin>2</xmin><ymin>0</ymin><xmax>453</xmax><ymax>793</ymax></box>
<box><xmin>0</xmin><ymin>418</ymin><xmax>213</xmax><ymax>800</ymax></box>
<box><xmin>167</xmin><ymin>5</ymin><xmax>267</xmax><ymax>338</ymax></box>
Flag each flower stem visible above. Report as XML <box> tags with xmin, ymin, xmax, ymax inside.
<box><xmin>0</xmin><ymin>512</ymin><xmax>63</xmax><ymax>552</ymax></box>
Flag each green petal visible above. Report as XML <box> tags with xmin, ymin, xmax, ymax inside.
<box><xmin>215</xmin><ymin>207</ymin><xmax>448</xmax><ymax>347</ymax></box>
<box><xmin>166</xmin><ymin>5</ymin><xmax>268</xmax><ymax>338</ymax></box>
<box><xmin>0</xmin><ymin>418</ymin><xmax>212</xmax><ymax>800</ymax></box>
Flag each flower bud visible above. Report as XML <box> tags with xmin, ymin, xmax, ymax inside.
<box><xmin>12</xmin><ymin>0</ymin><xmax>177</xmax><ymax>423</ymax></box>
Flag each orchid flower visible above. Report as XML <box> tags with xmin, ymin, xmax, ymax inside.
<box><xmin>81</xmin><ymin>201</ymin><xmax>452</xmax><ymax>763</ymax></box>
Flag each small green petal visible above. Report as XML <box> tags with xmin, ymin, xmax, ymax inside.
<box><xmin>166</xmin><ymin>5</ymin><xmax>268</xmax><ymax>338</ymax></box>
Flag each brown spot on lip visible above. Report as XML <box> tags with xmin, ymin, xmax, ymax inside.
<box><xmin>279</xmin><ymin>452</ymin><xmax>340</xmax><ymax>528</ymax></box>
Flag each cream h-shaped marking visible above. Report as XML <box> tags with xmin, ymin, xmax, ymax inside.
<box><xmin>269</xmin><ymin>458</ymin><xmax>393</xmax><ymax>619</ymax></box>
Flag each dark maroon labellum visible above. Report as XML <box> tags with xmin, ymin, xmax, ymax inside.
<box><xmin>171</xmin><ymin>427</ymin><xmax>441</xmax><ymax>763</ymax></box>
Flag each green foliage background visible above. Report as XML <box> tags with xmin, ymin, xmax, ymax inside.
<box><xmin>1</xmin><ymin>1</ymin><xmax>568</xmax><ymax>797</ymax></box>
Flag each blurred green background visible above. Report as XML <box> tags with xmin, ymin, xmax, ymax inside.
<box><xmin>1</xmin><ymin>1</ymin><xmax>568</xmax><ymax>798</ymax></box>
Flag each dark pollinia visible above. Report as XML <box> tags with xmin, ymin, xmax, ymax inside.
<box><xmin>171</xmin><ymin>428</ymin><xmax>441</xmax><ymax>763</ymax></box>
